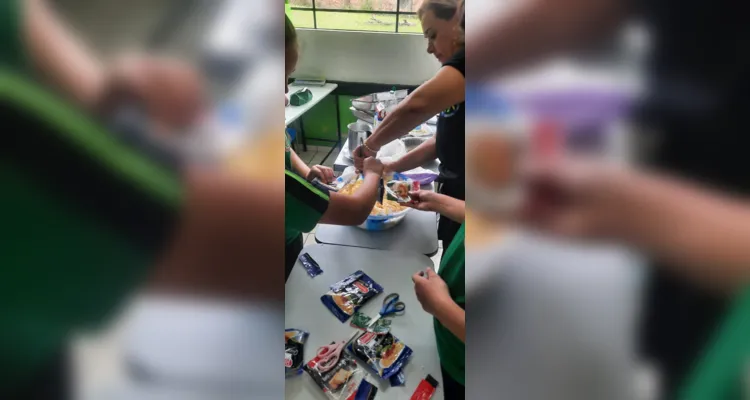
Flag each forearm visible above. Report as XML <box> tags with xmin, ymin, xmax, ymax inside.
<box><xmin>467</xmin><ymin>0</ymin><xmax>628</xmax><ymax>80</ymax></box>
<box><xmin>369</xmin><ymin>100</ymin><xmax>430</xmax><ymax>149</ymax></box>
<box><xmin>25</xmin><ymin>0</ymin><xmax>106</xmax><ymax>108</ymax></box>
<box><xmin>290</xmin><ymin>150</ymin><xmax>311</xmax><ymax>178</ymax></box>
<box><xmin>433</xmin><ymin>195</ymin><xmax>465</xmax><ymax>223</ymax></box>
<box><xmin>434</xmin><ymin>299</ymin><xmax>465</xmax><ymax>342</ymax></box>
<box><xmin>151</xmin><ymin>170</ymin><xmax>284</xmax><ymax>301</ymax></box>
<box><xmin>320</xmin><ymin>172</ymin><xmax>379</xmax><ymax>225</ymax></box>
<box><xmin>390</xmin><ymin>138</ymin><xmax>437</xmax><ymax>172</ymax></box>
<box><xmin>607</xmin><ymin>171</ymin><xmax>750</xmax><ymax>292</ymax></box>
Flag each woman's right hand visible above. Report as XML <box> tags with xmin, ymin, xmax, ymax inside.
<box><xmin>353</xmin><ymin>143</ymin><xmax>378</xmax><ymax>170</ymax></box>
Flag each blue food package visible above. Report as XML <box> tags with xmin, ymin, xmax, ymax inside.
<box><xmin>321</xmin><ymin>271</ymin><xmax>384</xmax><ymax>323</ymax></box>
<box><xmin>388</xmin><ymin>369</ymin><xmax>406</xmax><ymax>387</ymax></box>
<box><xmin>285</xmin><ymin>329</ymin><xmax>308</xmax><ymax>378</ymax></box>
<box><xmin>354</xmin><ymin>379</ymin><xmax>379</xmax><ymax>400</ymax></box>
<box><xmin>347</xmin><ymin>331</ymin><xmax>413</xmax><ymax>380</ymax></box>
<box><xmin>299</xmin><ymin>253</ymin><xmax>323</xmax><ymax>277</ymax></box>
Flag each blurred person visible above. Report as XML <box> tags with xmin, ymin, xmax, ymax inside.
<box><xmin>523</xmin><ymin>159</ymin><xmax>750</xmax><ymax>292</ymax></box>
<box><xmin>284</xmin><ymin>14</ymin><xmax>385</xmax><ymax>281</ymax></box>
<box><xmin>1</xmin><ymin>1</ymin><xmax>285</xmax><ymax>399</ymax></box>
<box><xmin>409</xmin><ymin>190</ymin><xmax>466</xmax><ymax>399</ymax></box>
<box><xmin>467</xmin><ymin>0</ymin><xmax>750</xmax><ymax>394</ymax></box>
<box><xmin>523</xmin><ymin>158</ymin><xmax>750</xmax><ymax>397</ymax></box>
<box><xmin>353</xmin><ymin>0</ymin><xmax>466</xmax><ymax>254</ymax></box>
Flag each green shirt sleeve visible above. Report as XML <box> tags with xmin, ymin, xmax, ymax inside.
<box><xmin>0</xmin><ymin>0</ymin><xmax>27</xmax><ymax>70</ymax></box>
<box><xmin>285</xmin><ymin>170</ymin><xmax>330</xmax><ymax>241</ymax></box>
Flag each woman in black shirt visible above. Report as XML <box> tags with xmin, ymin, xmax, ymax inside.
<box><xmin>354</xmin><ymin>0</ymin><xmax>466</xmax><ymax>252</ymax></box>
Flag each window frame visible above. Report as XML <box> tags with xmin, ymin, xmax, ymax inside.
<box><xmin>289</xmin><ymin>0</ymin><xmax>419</xmax><ymax>33</ymax></box>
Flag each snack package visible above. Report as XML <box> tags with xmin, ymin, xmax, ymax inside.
<box><xmin>385</xmin><ymin>179</ymin><xmax>420</xmax><ymax>203</ymax></box>
<box><xmin>299</xmin><ymin>253</ymin><xmax>323</xmax><ymax>278</ymax></box>
<box><xmin>321</xmin><ymin>271</ymin><xmax>384</xmax><ymax>323</ymax></box>
<box><xmin>353</xmin><ymin>379</ymin><xmax>379</xmax><ymax>400</ymax></box>
<box><xmin>285</xmin><ymin>329</ymin><xmax>309</xmax><ymax>378</ymax></box>
<box><xmin>401</xmin><ymin>167</ymin><xmax>439</xmax><ymax>186</ymax></box>
<box><xmin>351</xmin><ymin>311</ymin><xmax>391</xmax><ymax>335</ymax></box>
<box><xmin>389</xmin><ymin>369</ymin><xmax>406</xmax><ymax>387</ymax></box>
<box><xmin>348</xmin><ymin>331</ymin><xmax>413</xmax><ymax>380</ymax></box>
<box><xmin>304</xmin><ymin>344</ymin><xmax>364</xmax><ymax>400</ymax></box>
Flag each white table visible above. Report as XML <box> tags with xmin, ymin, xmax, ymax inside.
<box><xmin>123</xmin><ymin>295</ymin><xmax>283</xmax><ymax>390</ymax></box>
<box><xmin>285</xmin><ymin>83</ymin><xmax>338</xmax><ymax>127</ymax></box>
<box><xmin>315</xmin><ymin>210</ymin><xmax>440</xmax><ymax>256</ymax></box>
<box><xmin>285</xmin><ymin>244</ymin><xmax>444</xmax><ymax>400</ymax></box>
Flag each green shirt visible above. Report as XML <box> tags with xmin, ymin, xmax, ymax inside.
<box><xmin>0</xmin><ymin>0</ymin><xmax>26</xmax><ymax>71</ymax></box>
<box><xmin>284</xmin><ymin>136</ymin><xmax>329</xmax><ymax>244</ymax></box>
<box><xmin>435</xmin><ymin>222</ymin><xmax>466</xmax><ymax>386</ymax></box>
<box><xmin>680</xmin><ymin>285</ymin><xmax>750</xmax><ymax>399</ymax></box>
<box><xmin>1</xmin><ymin>71</ymin><xmax>181</xmax><ymax>388</ymax></box>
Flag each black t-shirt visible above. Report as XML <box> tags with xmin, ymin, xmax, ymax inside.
<box><xmin>436</xmin><ymin>47</ymin><xmax>466</xmax><ymax>189</ymax></box>
<box><xmin>637</xmin><ymin>0</ymin><xmax>750</xmax><ymax>395</ymax></box>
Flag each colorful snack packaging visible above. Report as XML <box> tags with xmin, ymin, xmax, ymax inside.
<box><xmin>299</xmin><ymin>253</ymin><xmax>323</xmax><ymax>278</ymax></box>
<box><xmin>347</xmin><ymin>331</ymin><xmax>413</xmax><ymax>380</ymax></box>
<box><xmin>385</xmin><ymin>180</ymin><xmax>420</xmax><ymax>203</ymax></box>
<box><xmin>351</xmin><ymin>311</ymin><xmax>391</xmax><ymax>335</ymax></box>
<box><xmin>285</xmin><ymin>329</ymin><xmax>308</xmax><ymax>378</ymax></box>
<box><xmin>389</xmin><ymin>369</ymin><xmax>406</xmax><ymax>387</ymax></box>
<box><xmin>321</xmin><ymin>271</ymin><xmax>384</xmax><ymax>323</ymax></box>
<box><xmin>410</xmin><ymin>374</ymin><xmax>439</xmax><ymax>400</ymax></box>
<box><xmin>353</xmin><ymin>379</ymin><xmax>379</xmax><ymax>400</ymax></box>
<box><xmin>304</xmin><ymin>343</ymin><xmax>363</xmax><ymax>400</ymax></box>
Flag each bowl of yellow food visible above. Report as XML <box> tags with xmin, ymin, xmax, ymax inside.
<box><xmin>335</xmin><ymin>170</ymin><xmax>412</xmax><ymax>231</ymax></box>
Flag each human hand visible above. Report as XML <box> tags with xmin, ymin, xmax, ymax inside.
<box><xmin>353</xmin><ymin>143</ymin><xmax>378</xmax><ymax>170</ymax></box>
<box><xmin>362</xmin><ymin>157</ymin><xmax>384</xmax><ymax>177</ymax></box>
<box><xmin>405</xmin><ymin>190</ymin><xmax>443</xmax><ymax>212</ymax></box>
<box><xmin>307</xmin><ymin>165</ymin><xmax>335</xmax><ymax>183</ymax></box>
<box><xmin>520</xmin><ymin>157</ymin><xmax>630</xmax><ymax>238</ymax></box>
<box><xmin>412</xmin><ymin>268</ymin><xmax>452</xmax><ymax>316</ymax></box>
<box><xmin>100</xmin><ymin>56</ymin><xmax>206</xmax><ymax>133</ymax></box>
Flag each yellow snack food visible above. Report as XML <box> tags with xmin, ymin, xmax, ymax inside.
<box><xmin>339</xmin><ymin>179</ymin><xmax>407</xmax><ymax>216</ymax></box>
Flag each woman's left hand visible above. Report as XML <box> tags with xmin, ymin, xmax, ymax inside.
<box><xmin>307</xmin><ymin>165</ymin><xmax>335</xmax><ymax>183</ymax></box>
<box><xmin>412</xmin><ymin>268</ymin><xmax>452</xmax><ymax>316</ymax></box>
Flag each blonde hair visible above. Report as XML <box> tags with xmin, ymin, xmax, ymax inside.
<box><xmin>418</xmin><ymin>0</ymin><xmax>464</xmax><ymax>44</ymax></box>
<box><xmin>417</xmin><ymin>0</ymin><xmax>461</xmax><ymax>21</ymax></box>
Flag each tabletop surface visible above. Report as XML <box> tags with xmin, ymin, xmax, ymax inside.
<box><xmin>333</xmin><ymin>138</ymin><xmax>441</xmax><ymax>173</ymax></box>
<box><xmin>285</xmin><ymin>244</ymin><xmax>444</xmax><ymax>400</ymax></box>
<box><xmin>315</xmin><ymin>210</ymin><xmax>439</xmax><ymax>256</ymax></box>
<box><xmin>285</xmin><ymin>83</ymin><xmax>338</xmax><ymax>126</ymax></box>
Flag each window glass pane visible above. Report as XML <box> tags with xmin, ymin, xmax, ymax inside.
<box><xmin>288</xmin><ymin>9</ymin><xmax>315</xmax><ymax>28</ymax></box>
<box><xmin>289</xmin><ymin>0</ymin><xmax>313</xmax><ymax>7</ymax></box>
<box><xmin>316</xmin><ymin>0</ymin><xmax>396</xmax><ymax>12</ymax></box>
<box><xmin>316</xmin><ymin>11</ymin><xmax>397</xmax><ymax>32</ymax></box>
<box><xmin>398</xmin><ymin>14</ymin><xmax>422</xmax><ymax>33</ymax></box>
<box><xmin>399</xmin><ymin>0</ymin><xmax>422</xmax><ymax>12</ymax></box>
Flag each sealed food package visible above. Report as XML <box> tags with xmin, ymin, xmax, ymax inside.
<box><xmin>299</xmin><ymin>253</ymin><xmax>323</xmax><ymax>278</ymax></box>
<box><xmin>285</xmin><ymin>329</ymin><xmax>309</xmax><ymax>378</ymax></box>
<box><xmin>401</xmin><ymin>167</ymin><xmax>439</xmax><ymax>186</ymax></box>
<box><xmin>348</xmin><ymin>331</ymin><xmax>413</xmax><ymax>380</ymax></box>
<box><xmin>385</xmin><ymin>180</ymin><xmax>420</xmax><ymax>203</ymax></box>
<box><xmin>351</xmin><ymin>311</ymin><xmax>391</xmax><ymax>335</ymax></box>
<box><xmin>353</xmin><ymin>379</ymin><xmax>379</xmax><ymax>400</ymax></box>
<box><xmin>304</xmin><ymin>342</ymin><xmax>364</xmax><ymax>400</ymax></box>
<box><xmin>321</xmin><ymin>271</ymin><xmax>384</xmax><ymax>323</ymax></box>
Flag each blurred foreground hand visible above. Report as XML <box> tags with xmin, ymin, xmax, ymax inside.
<box><xmin>100</xmin><ymin>56</ymin><xmax>206</xmax><ymax>132</ymax></box>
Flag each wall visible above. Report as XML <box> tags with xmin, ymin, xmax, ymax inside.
<box><xmin>291</xmin><ymin>28</ymin><xmax>440</xmax><ymax>145</ymax></box>
<box><xmin>294</xmin><ymin>29</ymin><xmax>440</xmax><ymax>85</ymax></box>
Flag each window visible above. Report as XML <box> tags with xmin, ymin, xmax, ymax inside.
<box><xmin>288</xmin><ymin>0</ymin><xmax>423</xmax><ymax>34</ymax></box>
